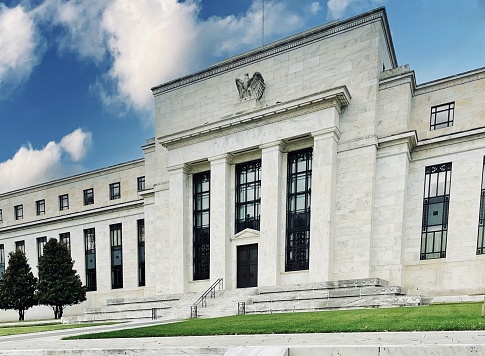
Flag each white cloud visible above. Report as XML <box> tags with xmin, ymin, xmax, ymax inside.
<box><xmin>0</xmin><ymin>129</ymin><xmax>93</xmax><ymax>193</ymax></box>
<box><xmin>0</xmin><ymin>4</ymin><xmax>43</xmax><ymax>97</ymax></box>
<box><xmin>327</xmin><ymin>0</ymin><xmax>386</xmax><ymax>20</ymax></box>
<box><xmin>307</xmin><ymin>2</ymin><xmax>323</xmax><ymax>15</ymax></box>
<box><xmin>60</xmin><ymin>128</ymin><xmax>93</xmax><ymax>161</ymax></box>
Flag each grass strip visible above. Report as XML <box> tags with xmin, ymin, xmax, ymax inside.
<box><xmin>0</xmin><ymin>323</ymin><xmax>115</xmax><ymax>336</ymax></box>
<box><xmin>66</xmin><ymin>303</ymin><xmax>485</xmax><ymax>339</ymax></box>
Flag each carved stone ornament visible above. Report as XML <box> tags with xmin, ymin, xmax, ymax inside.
<box><xmin>235</xmin><ymin>72</ymin><xmax>265</xmax><ymax>101</ymax></box>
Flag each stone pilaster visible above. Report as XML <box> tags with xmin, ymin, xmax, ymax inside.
<box><xmin>309</xmin><ymin>127</ymin><xmax>340</xmax><ymax>282</ymax></box>
<box><xmin>167</xmin><ymin>164</ymin><xmax>191</xmax><ymax>293</ymax></box>
<box><xmin>259</xmin><ymin>141</ymin><xmax>285</xmax><ymax>287</ymax></box>
<box><xmin>209</xmin><ymin>154</ymin><xmax>232</xmax><ymax>289</ymax></box>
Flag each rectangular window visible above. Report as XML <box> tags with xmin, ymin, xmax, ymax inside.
<box><xmin>110</xmin><ymin>182</ymin><xmax>121</xmax><ymax>200</ymax></box>
<box><xmin>285</xmin><ymin>148</ymin><xmax>312</xmax><ymax>272</ymax></box>
<box><xmin>14</xmin><ymin>205</ymin><xmax>23</xmax><ymax>220</ymax></box>
<box><xmin>0</xmin><ymin>245</ymin><xmax>4</xmax><ymax>280</ymax></box>
<box><xmin>235</xmin><ymin>160</ymin><xmax>261</xmax><ymax>233</ymax></box>
<box><xmin>83</xmin><ymin>189</ymin><xmax>94</xmax><ymax>205</ymax></box>
<box><xmin>137</xmin><ymin>176</ymin><xmax>146</xmax><ymax>192</ymax></box>
<box><xmin>59</xmin><ymin>194</ymin><xmax>69</xmax><ymax>210</ymax></box>
<box><xmin>138</xmin><ymin>219</ymin><xmax>145</xmax><ymax>286</ymax></box>
<box><xmin>193</xmin><ymin>171</ymin><xmax>210</xmax><ymax>280</ymax></box>
<box><xmin>37</xmin><ymin>236</ymin><xmax>47</xmax><ymax>260</ymax></box>
<box><xmin>477</xmin><ymin>158</ymin><xmax>485</xmax><ymax>254</ymax></box>
<box><xmin>430</xmin><ymin>102</ymin><xmax>454</xmax><ymax>130</ymax></box>
<box><xmin>15</xmin><ymin>240</ymin><xmax>25</xmax><ymax>254</ymax></box>
<box><xmin>110</xmin><ymin>223</ymin><xmax>123</xmax><ymax>289</ymax></box>
<box><xmin>36</xmin><ymin>200</ymin><xmax>45</xmax><ymax>215</ymax></box>
<box><xmin>60</xmin><ymin>232</ymin><xmax>71</xmax><ymax>255</ymax></box>
<box><xmin>84</xmin><ymin>228</ymin><xmax>96</xmax><ymax>291</ymax></box>
<box><xmin>421</xmin><ymin>162</ymin><xmax>452</xmax><ymax>260</ymax></box>
<box><xmin>0</xmin><ymin>209</ymin><xmax>2</xmax><ymax>223</ymax></box>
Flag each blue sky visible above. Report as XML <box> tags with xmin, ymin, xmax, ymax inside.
<box><xmin>0</xmin><ymin>0</ymin><xmax>484</xmax><ymax>193</ymax></box>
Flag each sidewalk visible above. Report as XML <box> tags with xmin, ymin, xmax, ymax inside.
<box><xmin>1</xmin><ymin>320</ymin><xmax>485</xmax><ymax>355</ymax></box>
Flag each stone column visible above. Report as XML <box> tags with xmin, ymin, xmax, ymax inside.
<box><xmin>259</xmin><ymin>141</ymin><xmax>285</xmax><ymax>287</ymax></box>
<box><xmin>309</xmin><ymin>127</ymin><xmax>340</xmax><ymax>283</ymax></box>
<box><xmin>209</xmin><ymin>154</ymin><xmax>232</xmax><ymax>289</ymax></box>
<box><xmin>167</xmin><ymin>164</ymin><xmax>190</xmax><ymax>294</ymax></box>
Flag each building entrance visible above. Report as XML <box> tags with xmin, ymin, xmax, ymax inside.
<box><xmin>237</xmin><ymin>244</ymin><xmax>258</xmax><ymax>288</ymax></box>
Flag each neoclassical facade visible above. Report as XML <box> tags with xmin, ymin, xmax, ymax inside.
<box><xmin>1</xmin><ymin>8</ymin><xmax>485</xmax><ymax>320</ymax></box>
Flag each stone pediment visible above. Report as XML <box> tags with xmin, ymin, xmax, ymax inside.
<box><xmin>232</xmin><ymin>228</ymin><xmax>260</xmax><ymax>240</ymax></box>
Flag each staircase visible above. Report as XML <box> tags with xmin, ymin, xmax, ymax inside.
<box><xmin>70</xmin><ymin>278</ymin><xmax>423</xmax><ymax>323</ymax></box>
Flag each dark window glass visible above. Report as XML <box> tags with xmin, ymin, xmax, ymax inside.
<box><xmin>37</xmin><ymin>236</ymin><xmax>47</xmax><ymax>260</ymax></box>
<box><xmin>110</xmin><ymin>223</ymin><xmax>123</xmax><ymax>289</ymax></box>
<box><xmin>60</xmin><ymin>232</ymin><xmax>71</xmax><ymax>255</ymax></box>
<box><xmin>0</xmin><ymin>209</ymin><xmax>2</xmax><ymax>223</ymax></box>
<box><xmin>235</xmin><ymin>160</ymin><xmax>261</xmax><ymax>233</ymax></box>
<box><xmin>110</xmin><ymin>183</ymin><xmax>121</xmax><ymax>200</ymax></box>
<box><xmin>14</xmin><ymin>205</ymin><xmax>23</xmax><ymax>220</ymax></box>
<box><xmin>36</xmin><ymin>200</ymin><xmax>45</xmax><ymax>215</ymax></box>
<box><xmin>137</xmin><ymin>176</ymin><xmax>146</xmax><ymax>192</ymax></box>
<box><xmin>285</xmin><ymin>148</ymin><xmax>312</xmax><ymax>271</ymax></box>
<box><xmin>84</xmin><ymin>228</ymin><xmax>96</xmax><ymax>291</ymax></box>
<box><xmin>477</xmin><ymin>158</ymin><xmax>485</xmax><ymax>254</ymax></box>
<box><xmin>0</xmin><ymin>245</ymin><xmax>5</xmax><ymax>280</ymax></box>
<box><xmin>15</xmin><ymin>240</ymin><xmax>25</xmax><ymax>254</ymax></box>
<box><xmin>430</xmin><ymin>102</ymin><xmax>454</xmax><ymax>130</ymax></box>
<box><xmin>59</xmin><ymin>194</ymin><xmax>69</xmax><ymax>210</ymax></box>
<box><xmin>193</xmin><ymin>171</ymin><xmax>210</xmax><ymax>280</ymax></box>
<box><xmin>84</xmin><ymin>189</ymin><xmax>94</xmax><ymax>205</ymax></box>
<box><xmin>421</xmin><ymin>162</ymin><xmax>452</xmax><ymax>260</ymax></box>
<box><xmin>138</xmin><ymin>219</ymin><xmax>145</xmax><ymax>286</ymax></box>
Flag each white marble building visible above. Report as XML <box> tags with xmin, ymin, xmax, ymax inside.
<box><xmin>1</xmin><ymin>7</ymin><xmax>485</xmax><ymax>320</ymax></box>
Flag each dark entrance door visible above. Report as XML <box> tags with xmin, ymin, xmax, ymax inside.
<box><xmin>237</xmin><ymin>244</ymin><xmax>258</xmax><ymax>288</ymax></box>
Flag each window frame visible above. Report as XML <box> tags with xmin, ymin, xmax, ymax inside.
<box><xmin>477</xmin><ymin>157</ymin><xmax>485</xmax><ymax>254</ymax></box>
<box><xmin>285</xmin><ymin>148</ymin><xmax>313</xmax><ymax>272</ymax></box>
<box><xmin>430</xmin><ymin>102</ymin><xmax>454</xmax><ymax>130</ymax></box>
<box><xmin>110</xmin><ymin>223</ymin><xmax>123</xmax><ymax>289</ymax></box>
<box><xmin>37</xmin><ymin>236</ymin><xmax>47</xmax><ymax>260</ymax></box>
<box><xmin>420</xmin><ymin>162</ymin><xmax>452</xmax><ymax>260</ymax></box>
<box><xmin>60</xmin><ymin>232</ymin><xmax>71</xmax><ymax>255</ymax></box>
<box><xmin>109</xmin><ymin>182</ymin><xmax>121</xmax><ymax>200</ymax></box>
<box><xmin>83</xmin><ymin>188</ymin><xmax>94</xmax><ymax>206</ymax></box>
<box><xmin>235</xmin><ymin>160</ymin><xmax>261</xmax><ymax>234</ymax></box>
<box><xmin>15</xmin><ymin>240</ymin><xmax>25</xmax><ymax>254</ymax></box>
<box><xmin>138</xmin><ymin>219</ymin><xmax>145</xmax><ymax>287</ymax></box>
<box><xmin>59</xmin><ymin>194</ymin><xmax>69</xmax><ymax>211</ymax></box>
<box><xmin>193</xmin><ymin>171</ymin><xmax>210</xmax><ymax>281</ymax></box>
<box><xmin>0</xmin><ymin>244</ymin><xmax>4</xmax><ymax>280</ymax></box>
<box><xmin>14</xmin><ymin>205</ymin><xmax>23</xmax><ymax>220</ymax></box>
<box><xmin>137</xmin><ymin>176</ymin><xmax>146</xmax><ymax>192</ymax></box>
<box><xmin>36</xmin><ymin>199</ymin><xmax>45</xmax><ymax>215</ymax></box>
<box><xmin>84</xmin><ymin>228</ymin><xmax>97</xmax><ymax>292</ymax></box>
<box><xmin>0</xmin><ymin>209</ymin><xmax>2</xmax><ymax>223</ymax></box>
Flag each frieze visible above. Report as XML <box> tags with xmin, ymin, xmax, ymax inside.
<box><xmin>152</xmin><ymin>9</ymin><xmax>391</xmax><ymax>95</ymax></box>
<box><xmin>159</xmin><ymin>88</ymin><xmax>350</xmax><ymax>150</ymax></box>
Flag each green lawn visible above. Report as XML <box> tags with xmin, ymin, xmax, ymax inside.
<box><xmin>66</xmin><ymin>303</ymin><xmax>485</xmax><ymax>339</ymax></box>
<box><xmin>0</xmin><ymin>322</ymin><xmax>114</xmax><ymax>336</ymax></box>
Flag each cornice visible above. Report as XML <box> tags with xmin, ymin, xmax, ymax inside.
<box><xmin>151</xmin><ymin>8</ymin><xmax>394</xmax><ymax>95</ymax></box>
<box><xmin>158</xmin><ymin>86</ymin><xmax>351</xmax><ymax>150</ymax></box>
<box><xmin>415</xmin><ymin>67</ymin><xmax>485</xmax><ymax>96</ymax></box>
<box><xmin>0</xmin><ymin>200</ymin><xmax>144</xmax><ymax>234</ymax></box>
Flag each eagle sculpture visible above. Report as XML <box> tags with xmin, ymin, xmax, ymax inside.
<box><xmin>235</xmin><ymin>72</ymin><xmax>265</xmax><ymax>101</ymax></box>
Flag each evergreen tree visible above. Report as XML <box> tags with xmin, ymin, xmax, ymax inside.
<box><xmin>37</xmin><ymin>238</ymin><xmax>86</xmax><ymax>319</ymax></box>
<box><xmin>0</xmin><ymin>250</ymin><xmax>37</xmax><ymax>321</ymax></box>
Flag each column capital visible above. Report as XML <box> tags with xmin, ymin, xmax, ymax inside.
<box><xmin>208</xmin><ymin>153</ymin><xmax>233</xmax><ymax>165</ymax></box>
<box><xmin>259</xmin><ymin>140</ymin><xmax>286</xmax><ymax>152</ymax></box>
<box><xmin>311</xmin><ymin>126</ymin><xmax>341</xmax><ymax>142</ymax></box>
<box><xmin>167</xmin><ymin>163</ymin><xmax>191</xmax><ymax>174</ymax></box>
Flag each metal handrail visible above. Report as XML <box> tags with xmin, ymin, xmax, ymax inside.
<box><xmin>192</xmin><ymin>278</ymin><xmax>223</xmax><ymax>308</ymax></box>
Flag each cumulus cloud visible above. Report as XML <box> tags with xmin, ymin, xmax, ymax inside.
<box><xmin>327</xmin><ymin>0</ymin><xmax>386</xmax><ymax>20</ymax></box>
<box><xmin>0</xmin><ymin>129</ymin><xmax>92</xmax><ymax>193</ymax></box>
<box><xmin>0</xmin><ymin>4</ymin><xmax>43</xmax><ymax>97</ymax></box>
